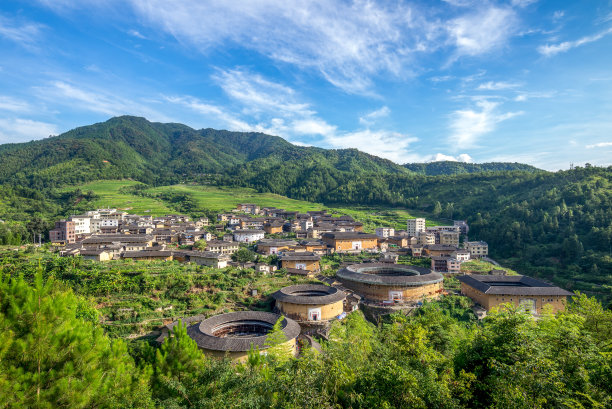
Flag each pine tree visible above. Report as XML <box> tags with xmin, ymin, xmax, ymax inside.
<box><xmin>0</xmin><ymin>272</ymin><xmax>153</xmax><ymax>409</ymax></box>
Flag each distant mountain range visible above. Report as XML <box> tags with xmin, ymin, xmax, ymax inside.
<box><xmin>0</xmin><ymin>115</ymin><xmax>540</xmax><ymax>190</ymax></box>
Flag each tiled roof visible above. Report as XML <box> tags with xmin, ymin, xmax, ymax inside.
<box><xmin>321</xmin><ymin>232</ymin><xmax>378</xmax><ymax>240</ymax></box>
<box><xmin>457</xmin><ymin>274</ymin><xmax>574</xmax><ymax>296</ymax></box>
<box><xmin>187</xmin><ymin>311</ymin><xmax>300</xmax><ymax>352</ymax></box>
<box><xmin>337</xmin><ymin>263</ymin><xmax>443</xmax><ymax>286</ymax></box>
<box><xmin>272</xmin><ymin>284</ymin><xmax>346</xmax><ymax>305</ymax></box>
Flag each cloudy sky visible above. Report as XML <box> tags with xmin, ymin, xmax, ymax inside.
<box><xmin>1</xmin><ymin>0</ymin><xmax>611</xmax><ymax>170</ymax></box>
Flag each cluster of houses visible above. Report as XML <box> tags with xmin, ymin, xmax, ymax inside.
<box><xmin>50</xmin><ymin>206</ymin><xmax>489</xmax><ymax>277</ymax></box>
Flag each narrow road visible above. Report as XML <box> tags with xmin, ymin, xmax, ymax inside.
<box><xmin>482</xmin><ymin>256</ymin><xmax>500</xmax><ymax>266</ymax></box>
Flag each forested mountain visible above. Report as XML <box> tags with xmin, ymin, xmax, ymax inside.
<box><xmin>403</xmin><ymin>161</ymin><xmax>540</xmax><ymax>175</ymax></box>
<box><xmin>0</xmin><ymin>116</ymin><xmax>610</xmax><ymax>300</ymax></box>
<box><xmin>0</xmin><ymin>116</ymin><xmax>410</xmax><ymax>190</ymax></box>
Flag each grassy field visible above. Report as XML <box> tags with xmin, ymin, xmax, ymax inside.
<box><xmin>66</xmin><ymin>180</ymin><xmax>448</xmax><ymax>231</ymax></box>
<box><xmin>64</xmin><ymin>180</ymin><xmax>173</xmax><ymax>215</ymax></box>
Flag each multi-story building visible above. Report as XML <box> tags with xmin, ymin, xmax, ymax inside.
<box><xmin>406</xmin><ymin>218</ymin><xmax>426</xmax><ymax>237</ymax></box>
<box><xmin>466</xmin><ymin>241</ymin><xmax>488</xmax><ymax>258</ymax></box>
<box><xmin>439</xmin><ymin>231</ymin><xmax>460</xmax><ymax>247</ymax></box>
<box><xmin>453</xmin><ymin>220</ymin><xmax>469</xmax><ymax>236</ymax></box>
<box><xmin>69</xmin><ymin>215</ymin><xmax>91</xmax><ymax>235</ymax></box>
<box><xmin>418</xmin><ymin>232</ymin><xmax>436</xmax><ymax>246</ymax></box>
<box><xmin>375</xmin><ymin>227</ymin><xmax>395</xmax><ymax>239</ymax></box>
<box><xmin>49</xmin><ymin>220</ymin><xmax>76</xmax><ymax>244</ymax></box>
<box><xmin>233</xmin><ymin>229</ymin><xmax>265</xmax><ymax>243</ymax></box>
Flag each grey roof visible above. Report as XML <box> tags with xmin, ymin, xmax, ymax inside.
<box><xmin>187</xmin><ymin>311</ymin><xmax>300</xmax><ymax>352</ymax></box>
<box><xmin>322</xmin><ymin>232</ymin><xmax>378</xmax><ymax>240</ymax></box>
<box><xmin>280</xmin><ymin>252</ymin><xmax>321</xmax><ymax>261</ymax></box>
<box><xmin>258</xmin><ymin>240</ymin><xmax>298</xmax><ymax>247</ymax></box>
<box><xmin>123</xmin><ymin>250</ymin><xmax>173</xmax><ymax>258</ymax></box>
<box><xmin>80</xmin><ymin>249</ymin><xmax>111</xmax><ymax>256</ymax></box>
<box><xmin>82</xmin><ymin>234</ymin><xmax>153</xmax><ymax>243</ymax></box>
<box><xmin>180</xmin><ymin>251</ymin><xmax>227</xmax><ymax>259</ymax></box>
<box><xmin>272</xmin><ymin>284</ymin><xmax>346</xmax><ymax>305</ymax></box>
<box><xmin>233</xmin><ymin>229</ymin><xmax>266</xmax><ymax>234</ymax></box>
<box><xmin>424</xmin><ymin>244</ymin><xmax>458</xmax><ymax>251</ymax></box>
<box><xmin>457</xmin><ymin>274</ymin><xmax>574</xmax><ymax>296</ymax></box>
<box><xmin>337</xmin><ymin>263</ymin><xmax>443</xmax><ymax>286</ymax></box>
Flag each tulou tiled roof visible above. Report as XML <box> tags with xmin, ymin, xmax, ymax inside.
<box><xmin>187</xmin><ymin>311</ymin><xmax>300</xmax><ymax>352</ymax></box>
<box><xmin>337</xmin><ymin>263</ymin><xmax>443</xmax><ymax>287</ymax></box>
<box><xmin>272</xmin><ymin>284</ymin><xmax>346</xmax><ymax>305</ymax></box>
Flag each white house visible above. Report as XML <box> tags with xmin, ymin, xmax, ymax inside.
<box><xmin>69</xmin><ymin>215</ymin><xmax>91</xmax><ymax>235</ymax></box>
<box><xmin>233</xmin><ymin>229</ymin><xmax>265</xmax><ymax>243</ymax></box>
<box><xmin>375</xmin><ymin>227</ymin><xmax>395</xmax><ymax>238</ymax></box>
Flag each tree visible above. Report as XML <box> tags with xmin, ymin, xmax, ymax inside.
<box><xmin>194</xmin><ymin>239</ymin><xmax>207</xmax><ymax>251</ymax></box>
<box><xmin>232</xmin><ymin>247</ymin><xmax>256</xmax><ymax>263</ymax></box>
<box><xmin>0</xmin><ymin>272</ymin><xmax>153</xmax><ymax>408</ymax></box>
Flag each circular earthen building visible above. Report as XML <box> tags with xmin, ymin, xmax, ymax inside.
<box><xmin>186</xmin><ymin>311</ymin><xmax>301</xmax><ymax>361</ymax></box>
<box><xmin>336</xmin><ymin>263</ymin><xmax>443</xmax><ymax>303</ymax></box>
<box><xmin>272</xmin><ymin>284</ymin><xmax>346</xmax><ymax>322</ymax></box>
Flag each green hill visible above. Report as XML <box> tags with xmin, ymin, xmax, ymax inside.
<box><xmin>403</xmin><ymin>161</ymin><xmax>541</xmax><ymax>175</ymax></box>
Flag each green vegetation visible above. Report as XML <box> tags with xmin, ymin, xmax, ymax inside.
<box><xmin>0</xmin><ymin>250</ymin><xmax>316</xmax><ymax>338</ymax></box>
<box><xmin>2</xmin><ymin>269</ymin><xmax>610</xmax><ymax>408</ymax></box>
<box><xmin>403</xmin><ymin>160</ymin><xmax>540</xmax><ymax>175</ymax></box>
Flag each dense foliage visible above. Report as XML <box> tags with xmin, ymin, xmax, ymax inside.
<box><xmin>1</xmin><ymin>271</ymin><xmax>610</xmax><ymax>408</ymax></box>
<box><xmin>403</xmin><ymin>161</ymin><xmax>540</xmax><ymax>175</ymax></box>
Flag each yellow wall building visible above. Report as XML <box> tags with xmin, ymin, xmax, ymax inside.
<box><xmin>457</xmin><ymin>274</ymin><xmax>573</xmax><ymax>314</ymax></box>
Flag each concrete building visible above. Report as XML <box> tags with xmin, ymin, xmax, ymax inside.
<box><xmin>69</xmin><ymin>215</ymin><xmax>91</xmax><ymax>235</ymax></box>
<box><xmin>457</xmin><ymin>274</ymin><xmax>573</xmax><ymax>314</ymax></box>
<box><xmin>406</xmin><ymin>218</ymin><xmax>426</xmax><ymax>237</ymax></box>
<box><xmin>375</xmin><ymin>227</ymin><xmax>395</xmax><ymax>239</ymax></box>
<box><xmin>233</xmin><ymin>229</ymin><xmax>265</xmax><ymax>243</ymax></box>
<box><xmin>439</xmin><ymin>231</ymin><xmax>460</xmax><ymax>247</ymax></box>
<box><xmin>49</xmin><ymin>220</ymin><xmax>76</xmax><ymax>245</ymax></box>
<box><xmin>454</xmin><ymin>220</ymin><xmax>469</xmax><ymax>236</ymax></box>
<box><xmin>466</xmin><ymin>241</ymin><xmax>489</xmax><ymax>258</ymax></box>
<box><xmin>205</xmin><ymin>240</ymin><xmax>240</xmax><ymax>255</ymax></box>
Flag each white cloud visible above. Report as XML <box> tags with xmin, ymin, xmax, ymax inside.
<box><xmin>167</xmin><ymin>70</ymin><xmax>419</xmax><ymax>162</ymax></box>
<box><xmin>477</xmin><ymin>81</ymin><xmax>521</xmax><ymax>90</ymax></box>
<box><xmin>538</xmin><ymin>27</ymin><xmax>612</xmax><ymax>56</ymax></box>
<box><xmin>0</xmin><ymin>14</ymin><xmax>45</xmax><ymax>49</ymax></box>
<box><xmin>359</xmin><ymin>106</ymin><xmax>390</xmax><ymax>126</ymax></box>
<box><xmin>513</xmin><ymin>91</ymin><xmax>555</xmax><ymax>102</ymax></box>
<box><xmin>0</xmin><ymin>96</ymin><xmax>31</xmax><ymax>113</ymax></box>
<box><xmin>432</xmin><ymin>153</ymin><xmax>473</xmax><ymax>162</ymax></box>
<box><xmin>0</xmin><ymin>118</ymin><xmax>58</xmax><ymax>143</ymax></box>
<box><xmin>213</xmin><ymin>69</ymin><xmax>312</xmax><ymax>117</ymax></box>
<box><xmin>552</xmin><ymin>10</ymin><xmax>564</xmax><ymax>22</ymax></box>
<box><xmin>449</xmin><ymin>100</ymin><xmax>523</xmax><ymax>147</ymax></box>
<box><xmin>447</xmin><ymin>7</ymin><xmax>518</xmax><ymax>57</ymax></box>
<box><xmin>127</xmin><ymin>29</ymin><xmax>146</xmax><ymax>39</ymax></box>
<box><xmin>34</xmin><ymin>81</ymin><xmax>169</xmax><ymax>121</ymax></box>
<box><xmin>326</xmin><ymin>129</ymin><xmax>418</xmax><ymax>163</ymax></box>
<box><xmin>586</xmin><ymin>142</ymin><xmax>612</xmax><ymax>149</ymax></box>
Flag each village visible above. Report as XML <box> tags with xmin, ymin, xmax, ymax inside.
<box><xmin>48</xmin><ymin>203</ymin><xmax>573</xmax><ymax>360</ymax></box>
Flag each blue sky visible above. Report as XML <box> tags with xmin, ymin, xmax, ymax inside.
<box><xmin>1</xmin><ymin>0</ymin><xmax>611</xmax><ymax>170</ymax></box>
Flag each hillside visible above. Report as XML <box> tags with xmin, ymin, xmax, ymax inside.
<box><xmin>403</xmin><ymin>161</ymin><xmax>541</xmax><ymax>175</ymax></box>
